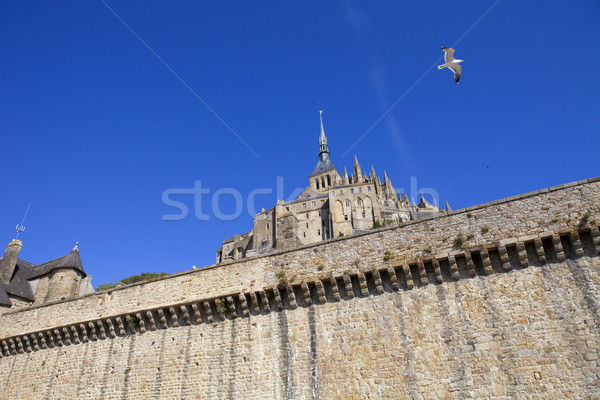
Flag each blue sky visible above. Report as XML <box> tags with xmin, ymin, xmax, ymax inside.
<box><xmin>1</xmin><ymin>1</ymin><xmax>598</xmax><ymax>286</ymax></box>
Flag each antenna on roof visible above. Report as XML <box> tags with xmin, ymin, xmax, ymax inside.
<box><xmin>15</xmin><ymin>202</ymin><xmax>31</xmax><ymax>240</ymax></box>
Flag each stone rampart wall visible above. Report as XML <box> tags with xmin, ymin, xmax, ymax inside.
<box><xmin>1</xmin><ymin>255</ymin><xmax>599</xmax><ymax>399</ymax></box>
<box><xmin>0</xmin><ymin>178</ymin><xmax>599</xmax><ymax>399</ymax></box>
<box><xmin>1</xmin><ymin>179</ymin><xmax>598</xmax><ymax>338</ymax></box>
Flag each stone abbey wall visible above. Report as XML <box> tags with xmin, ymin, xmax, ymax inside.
<box><xmin>1</xmin><ymin>178</ymin><xmax>599</xmax><ymax>399</ymax></box>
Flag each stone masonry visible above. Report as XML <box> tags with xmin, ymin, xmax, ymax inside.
<box><xmin>0</xmin><ymin>178</ymin><xmax>599</xmax><ymax>399</ymax></box>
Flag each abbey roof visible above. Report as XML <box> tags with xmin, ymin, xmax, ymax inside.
<box><xmin>309</xmin><ymin>156</ymin><xmax>337</xmax><ymax>177</ymax></box>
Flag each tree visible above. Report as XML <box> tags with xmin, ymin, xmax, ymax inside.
<box><xmin>95</xmin><ymin>272</ymin><xmax>169</xmax><ymax>291</ymax></box>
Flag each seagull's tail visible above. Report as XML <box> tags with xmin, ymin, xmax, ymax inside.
<box><xmin>437</xmin><ymin>65</ymin><xmax>445</xmax><ymax>70</ymax></box>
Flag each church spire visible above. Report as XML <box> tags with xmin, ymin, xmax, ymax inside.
<box><xmin>309</xmin><ymin>110</ymin><xmax>338</xmax><ymax>179</ymax></box>
<box><xmin>318</xmin><ymin>110</ymin><xmax>329</xmax><ymax>157</ymax></box>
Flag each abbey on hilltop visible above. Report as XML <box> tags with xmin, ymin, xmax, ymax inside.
<box><xmin>216</xmin><ymin>112</ymin><xmax>445</xmax><ymax>263</ymax></box>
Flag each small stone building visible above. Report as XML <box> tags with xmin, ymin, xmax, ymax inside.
<box><xmin>217</xmin><ymin>112</ymin><xmax>444</xmax><ymax>263</ymax></box>
<box><xmin>0</xmin><ymin>239</ymin><xmax>94</xmax><ymax>313</ymax></box>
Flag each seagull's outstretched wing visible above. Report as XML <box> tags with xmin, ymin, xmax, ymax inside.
<box><xmin>449</xmin><ymin>64</ymin><xmax>461</xmax><ymax>84</ymax></box>
<box><xmin>441</xmin><ymin>46</ymin><xmax>455</xmax><ymax>63</ymax></box>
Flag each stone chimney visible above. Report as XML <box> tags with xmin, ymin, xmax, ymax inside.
<box><xmin>0</xmin><ymin>239</ymin><xmax>22</xmax><ymax>285</ymax></box>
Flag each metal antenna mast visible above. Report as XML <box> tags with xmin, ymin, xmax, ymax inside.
<box><xmin>15</xmin><ymin>203</ymin><xmax>30</xmax><ymax>240</ymax></box>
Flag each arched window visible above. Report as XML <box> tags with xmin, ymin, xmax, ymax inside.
<box><xmin>346</xmin><ymin>199</ymin><xmax>351</xmax><ymax>208</ymax></box>
<box><xmin>327</xmin><ymin>176</ymin><xmax>331</xmax><ymax>186</ymax></box>
<box><xmin>357</xmin><ymin>198</ymin><xmax>363</xmax><ymax>206</ymax></box>
<box><xmin>316</xmin><ymin>180</ymin><xmax>320</xmax><ymax>189</ymax></box>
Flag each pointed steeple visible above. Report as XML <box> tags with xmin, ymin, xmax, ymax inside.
<box><xmin>318</xmin><ymin>110</ymin><xmax>329</xmax><ymax>157</ymax></box>
<box><xmin>445</xmin><ymin>200</ymin><xmax>452</xmax><ymax>212</ymax></box>
<box><xmin>371</xmin><ymin>165</ymin><xmax>376</xmax><ymax>178</ymax></box>
<box><xmin>309</xmin><ymin>110</ymin><xmax>337</xmax><ymax>178</ymax></box>
<box><xmin>343</xmin><ymin>166</ymin><xmax>349</xmax><ymax>184</ymax></box>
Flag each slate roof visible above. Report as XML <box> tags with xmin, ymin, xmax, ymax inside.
<box><xmin>4</xmin><ymin>259</ymin><xmax>36</xmax><ymax>301</ymax></box>
<box><xmin>284</xmin><ymin>192</ymin><xmax>328</xmax><ymax>206</ymax></box>
<box><xmin>29</xmin><ymin>248</ymin><xmax>84</xmax><ymax>279</ymax></box>
<box><xmin>309</xmin><ymin>156</ymin><xmax>337</xmax><ymax>177</ymax></box>
<box><xmin>0</xmin><ymin>285</ymin><xmax>11</xmax><ymax>306</ymax></box>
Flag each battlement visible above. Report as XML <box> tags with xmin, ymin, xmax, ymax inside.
<box><xmin>1</xmin><ymin>178</ymin><xmax>599</xmax><ymax>399</ymax></box>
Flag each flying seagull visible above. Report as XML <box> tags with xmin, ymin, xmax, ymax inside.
<box><xmin>438</xmin><ymin>47</ymin><xmax>464</xmax><ymax>84</ymax></box>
